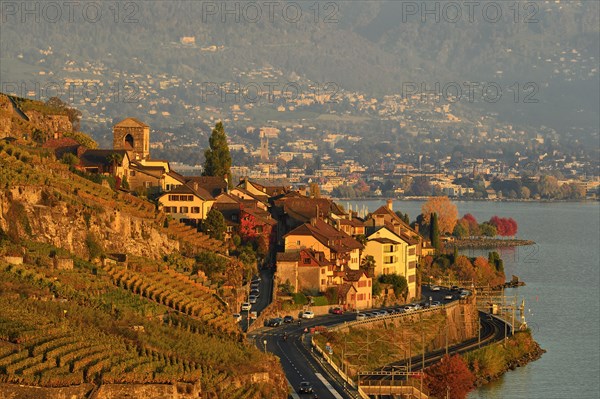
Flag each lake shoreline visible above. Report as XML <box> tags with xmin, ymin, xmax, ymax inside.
<box><xmin>474</xmin><ymin>339</ymin><xmax>546</xmax><ymax>388</ymax></box>
<box><xmin>448</xmin><ymin>238</ymin><xmax>535</xmax><ymax>249</ymax></box>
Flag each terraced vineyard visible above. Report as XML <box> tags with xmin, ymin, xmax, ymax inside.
<box><xmin>0</xmin><ymin>296</ymin><xmax>201</xmax><ymax>387</ymax></box>
<box><xmin>102</xmin><ymin>263</ymin><xmax>238</xmax><ymax>336</ymax></box>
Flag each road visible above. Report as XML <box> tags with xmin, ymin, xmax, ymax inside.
<box><xmin>248</xmin><ymin>285</ymin><xmax>510</xmax><ymax>398</ymax></box>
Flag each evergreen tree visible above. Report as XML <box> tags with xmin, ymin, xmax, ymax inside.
<box><xmin>202</xmin><ymin>208</ymin><xmax>226</xmax><ymax>241</ymax></box>
<box><xmin>203</xmin><ymin>122</ymin><xmax>232</xmax><ymax>187</ymax></box>
<box><xmin>430</xmin><ymin>212</ymin><xmax>440</xmax><ymax>253</ymax></box>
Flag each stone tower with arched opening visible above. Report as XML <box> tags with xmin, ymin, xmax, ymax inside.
<box><xmin>113</xmin><ymin>118</ymin><xmax>150</xmax><ymax>160</ymax></box>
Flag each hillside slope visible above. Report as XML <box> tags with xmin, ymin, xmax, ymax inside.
<box><xmin>0</xmin><ymin>101</ymin><xmax>287</xmax><ymax>398</ymax></box>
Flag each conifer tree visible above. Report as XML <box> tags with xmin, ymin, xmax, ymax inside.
<box><xmin>203</xmin><ymin>122</ymin><xmax>232</xmax><ymax>187</ymax></box>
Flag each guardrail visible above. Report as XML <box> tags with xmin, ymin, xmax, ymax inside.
<box><xmin>310</xmin><ymin>335</ymin><xmax>356</xmax><ymax>389</ymax></box>
<box><xmin>329</xmin><ymin>300</ymin><xmax>460</xmax><ymax>332</ymax></box>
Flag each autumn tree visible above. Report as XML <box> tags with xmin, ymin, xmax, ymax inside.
<box><xmin>425</xmin><ymin>354</ymin><xmax>475</xmax><ymax>399</ymax></box>
<box><xmin>430</xmin><ymin>213</ymin><xmax>440</xmax><ymax>252</ymax></box>
<box><xmin>203</xmin><ymin>122</ymin><xmax>232</xmax><ymax>187</ymax></box>
<box><xmin>488</xmin><ymin>216</ymin><xmax>518</xmax><ymax>237</ymax></box>
<box><xmin>462</xmin><ymin>213</ymin><xmax>480</xmax><ymax>236</ymax></box>
<box><xmin>421</xmin><ymin>196</ymin><xmax>458</xmax><ymax>235</ymax></box>
<box><xmin>452</xmin><ymin>255</ymin><xmax>476</xmax><ymax>282</ymax></box>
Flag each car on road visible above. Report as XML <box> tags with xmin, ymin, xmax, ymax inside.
<box><xmin>266</xmin><ymin>317</ymin><xmax>283</xmax><ymax>327</ymax></box>
<box><xmin>298</xmin><ymin>381</ymin><xmax>313</xmax><ymax>394</ymax></box>
<box><xmin>430</xmin><ymin>285</ymin><xmax>441</xmax><ymax>291</ymax></box>
<box><xmin>249</xmin><ymin>295</ymin><xmax>258</xmax><ymax>304</ymax></box>
<box><xmin>330</xmin><ymin>307</ymin><xmax>343</xmax><ymax>315</ymax></box>
<box><xmin>250</xmin><ymin>282</ymin><xmax>260</xmax><ymax>290</ymax></box>
<box><xmin>444</xmin><ymin>294</ymin><xmax>454</xmax><ymax>300</ymax></box>
<box><xmin>250</xmin><ymin>289</ymin><xmax>260</xmax><ymax>297</ymax></box>
<box><xmin>241</xmin><ymin>302</ymin><xmax>251</xmax><ymax>311</ymax></box>
<box><xmin>451</xmin><ymin>285</ymin><xmax>461</xmax><ymax>292</ymax></box>
<box><xmin>251</xmin><ymin>275</ymin><xmax>261</xmax><ymax>283</ymax></box>
<box><xmin>301</xmin><ymin>310</ymin><xmax>315</xmax><ymax>319</ymax></box>
<box><xmin>431</xmin><ymin>301</ymin><xmax>441</xmax><ymax>307</ymax></box>
<box><xmin>460</xmin><ymin>290</ymin><xmax>471</xmax><ymax>298</ymax></box>
<box><xmin>283</xmin><ymin>315</ymin><xmax>294</xmax><ymax>323</ymax></box>
<box><xmin>356</xmin><ymin>313</ymin><xmax>367</xmax><ymax>321</ymax></box>
<box><xmin>403</xmin><ymin>306</ymin><xmax>414</xmax><ymax>312</ymax></box>
<box><xmin>233</xmin><ymin>313</ymin><xmax>242</xmax><ymax>322</ymax></box>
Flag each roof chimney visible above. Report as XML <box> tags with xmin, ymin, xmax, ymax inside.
<box><xmin>386</xmin><ymin>199</ymin><xmax>393</xmax><ymax>211</ymax></box>
<box><xmin>414</xmin><ymin>223</ymin><xmax>419</xmax><ymax>233</ymax></box>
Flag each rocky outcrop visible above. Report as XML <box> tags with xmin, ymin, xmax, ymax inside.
<box><xmin>0</xmin><ymin>185</ymin><xmax>179</xmax><ymax>261</ymax></box>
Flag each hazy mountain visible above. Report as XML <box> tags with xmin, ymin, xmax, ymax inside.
<box><xmin>1</xmin><ymin>0</ymin><xmax>598</xmax><ymax>132</ymax></box>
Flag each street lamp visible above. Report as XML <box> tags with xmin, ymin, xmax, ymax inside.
<box><xmin>263</xmin><ymin>339</ymin><xmax>267</xmax><ymax>353</ymax></box>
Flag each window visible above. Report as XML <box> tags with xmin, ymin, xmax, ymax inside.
<box><xmin>130</xmin><ymin>170</ymin><xmax>136</xmax><ymax>177</ymax></box>
<box><xmin>164</xmin><ymin>207</ymin><xmax>172</xmax><ymax>213</ymax></box>
<box><xmin>303</xmin><ymin>258</ymin><xmax>311</xmax><ymax>265</ymax></box>
<box><xmin>226</xmin><ymin>226</ymin><xmax>233</xmax><ymax>232</ymax></box>
<box><xmin>409</xmin><ymin>261</ymin><xmax>416</xmax><ymax>269</ymax></box>
<box><xmin>358</xmin><ymin>280</ymin><xmax>366</xmax><ymax>288</ymax></box>
<box><xmin>409</xmin><ymin>247</ymin><xmax>416</xmax><ymax>256</ymax></box>
<box><xmin>384</xmin><ymin>244</ymin><xmax>395</xmax><ymax>253</ymax></box>
<box><xmin>144</xmin><ymin>181</ymin><xmax>152</xmax><ymax>188</ymax></box>
<box><xmin>321</xmin><ymin>279</ymin><xmax>326</xmax><ymax>286</ymax></box>
<box><xmin>180</xmin><ymin>206</ymin><xmax>189</xmax><ymax>213</ymax></box>
<box><xmin>384</xmin><ymin>256</ymin><xmax>395</xmax><ymax>264</ymax></box>
<box><xmin>408</xmin><ymin>275</ymin><xmax>416</xmax><ymax>283</ymax></box>
<box><xmin>320</xmin><ymin>268</ymin><xmax>325</xmax><ymax>274</ymax></box>
<box><xmin>256</xmin><ymin>226</ymin><xmax>263</xmax><ymax>233</ymax></box>
<box><xmin>191</xmin><ymin>207</ymin><xmax>200</xmax><ymax>214</ymax></box>
<box><xmin>368</xmin><ymin>280</ymin><xmax>371</xmax><ymax>287</ymax></box>
<box><xmin>296</xmin><ymin>240</ymin><xmax>301</xmax><ymax>246</ymax></box>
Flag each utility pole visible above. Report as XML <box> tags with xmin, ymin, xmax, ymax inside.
<box><xmin>445</xmin><ymin>322</ymin><xmax>449</xmax><ymax>356</ymax></box>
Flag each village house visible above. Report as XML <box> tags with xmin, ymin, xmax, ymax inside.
<box><xmin>283</xmin><ymin>218</ymin><xmax>363</xmax><ymax>270</ymax></box>
<box><xmin>157</xmin><ymin>183</ymin><xmax>215</xmax><ymax>227</ymax></box>
<box><xmin>362</xmin><ymin>225</ymin><xmax>419</xmax><ymax>300</ymax></box>
<box><xmin>275</xmin><ymin>249</ymin><xmax>336</xmax><ymax>294</ymax></box>
<box><xmin>338</xmin><ymin>269</ymin><xmax>372</xmax><ymax>310</ymax></box>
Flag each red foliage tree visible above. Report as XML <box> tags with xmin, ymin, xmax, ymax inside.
<box><xmin>239</xmin><ymin>212</ymin><xmax>259</xmax><ymax>241</ymax></box>
<box><xmin>489</xmin><ymin>216</ymin><xmax>518</xmax><ymax>237</ymax></box>
<box><xmin>425</xmin><ymin>354</ymin><xmax>476</xmax><ymax>399</ymax></box>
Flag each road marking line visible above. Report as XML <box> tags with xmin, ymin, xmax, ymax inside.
<box><xmin>315</xmin><ymin>372</ymin><xmax>344</xmax><ymax>399</ymax></box>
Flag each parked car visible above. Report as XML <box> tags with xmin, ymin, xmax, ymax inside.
<box><xmin>241</xmin><ymin>302</ymin><xmax>251</xmax><ymax>311</ymax></box>
<box><xmin>266</xmin><ymin>317</ymin><xmax>283</xmax><ymax>327</ymax></box>
<box><xmin>431</xmin><ymin>301</ymin><xmax>441</xmax><ymax>307</ymax></box>
<box><xmin>249</xmin><ymin>295</ymin><xmax>257</xmax><ymax>304</ymax></box>
<box><xmin>250</xmin><ymin>311</ymin><xmax>257</xmax><ymax>319</ymax></box>
<box><xmin>298</xmin><ymin>381</ymin><xmax>313</xmax><ymax>394</ymax></box>
<box><xmin>430</xmin><ymin>285</ymin><xmax>441</xmax><ymax>291</ymax></box>
<box><xmin>356</xmin><ymin>313</ymin><xmax>367</xmax><ymax>321</ymax></box>
<box><xmin>330</xmin><ymin>307</ymin><xmax>343</xmax><ymax>315</ymax></box>
<box><xmin>250</xmin><ymin>282</ymin><xmax>260</xmax><ymax>290</ymax></box>
<box><xmin>301</xmin><ymin>311</ymin><xmax>315</xmax><ymax>319</ymax></box>
<box><xmin>233</xmin><ymin>313</ymin><xmax>242</xmax><ymax>322</ymax></box>
<box><xmin>451</xmin><ymin>285</ymin><xmax>461</xmax><ymax>292</ymax></box>
<box><xmin>283</xmin><ymin>315</ymin><xmax>294</xmax><ymax>323</ymax></box>
<box><xmin>250</xmin><ymin>289</ymin><xmax>260</xmax><ymax>297</ymax></box>
<box><xmin>444</xmin><ymin>294</ymin><xmax>454</xmax><ymax>300</ymax></box>
<box><xmin>404</xmin><ymin>306</ymin><xmax>414</xmax><ymax>312</ymax></box>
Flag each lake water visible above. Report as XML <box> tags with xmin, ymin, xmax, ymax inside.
<box><xmin>346</xmin><ymin>200</ymin><xmax>600</xmax><ymax>399</ymax></box>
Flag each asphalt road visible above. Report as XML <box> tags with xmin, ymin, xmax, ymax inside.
<box><xmin>248</xmin><ymin>284</ymin><xmax>464</xmax><ymax>398</ymax></box>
